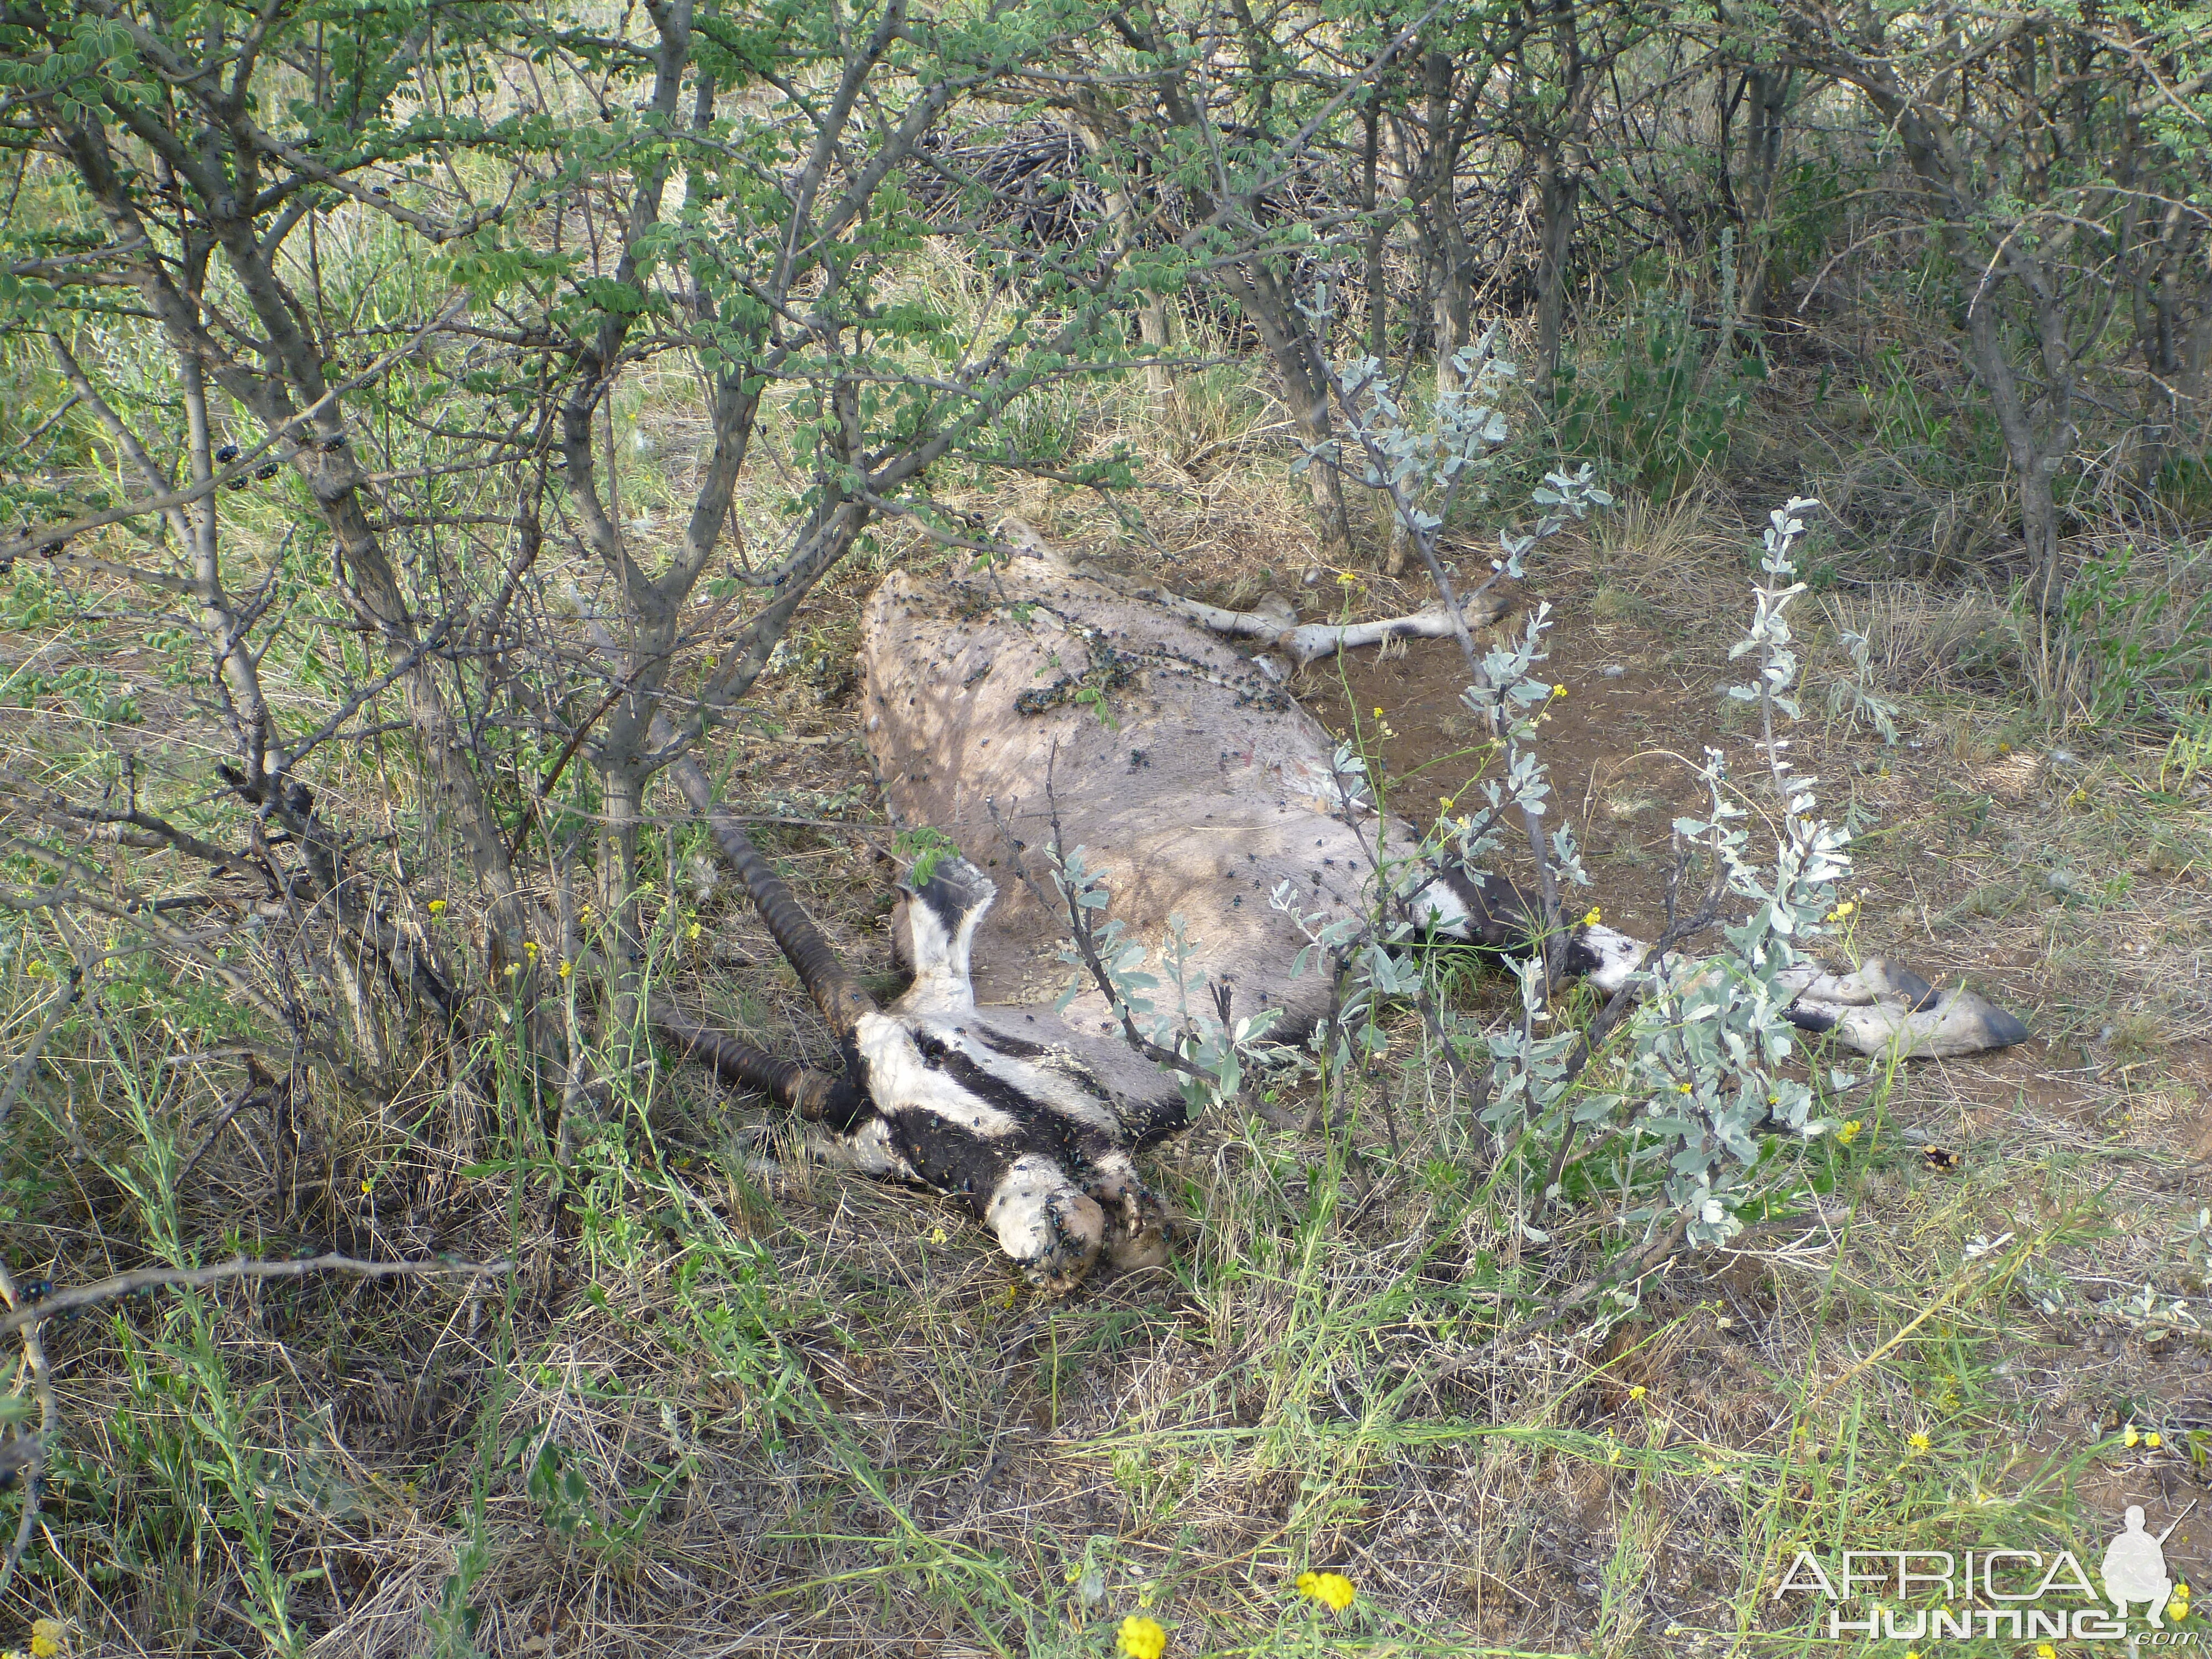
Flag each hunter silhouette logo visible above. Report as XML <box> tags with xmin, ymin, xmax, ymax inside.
<box><xmin>2101</xmin><ymin>1506</ymin><xmax>2179</xmax><ymax>1629</ymax></box>
<box><xmin>1775</xmin><ymin>1505</ymin><xmax>2197</xmax><ymax>1642</ymax></box>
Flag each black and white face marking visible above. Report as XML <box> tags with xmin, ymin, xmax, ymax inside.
<box><xmin>1416</xmin><ymin>859</ymin><xmax>1644</xmax><ymax>993</ymax></box>
<box><xmin>831</xmin><ymin>857</ymin><xmax>1173</xmax><ymax>1285</ymax></box>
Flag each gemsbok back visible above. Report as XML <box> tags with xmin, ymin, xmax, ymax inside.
<box><xmin>663</xmin><ymin>523</ymin><xmax>2028</xmax><ymax>1286</ymax></box>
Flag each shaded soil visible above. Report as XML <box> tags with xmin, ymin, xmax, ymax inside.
<box><xmin>1300</xmin><ymin>587</ymin><xmax>1725</xmax><ymax>946</ymax></box>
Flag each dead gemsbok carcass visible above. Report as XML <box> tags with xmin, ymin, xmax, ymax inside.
<box><xmin>669</xmin><ymin>523</ymin><xmax>2027</xmax><ymax>1286</ymax></box>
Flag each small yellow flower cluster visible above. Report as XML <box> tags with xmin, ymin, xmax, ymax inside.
<box><xmin>1582</xmin><ymin>906</ymin><xmax>1601</xmax><ymax>927</ymax></box>
<box><xmin>426</xmin><ymin>898</ymin><xmax>446</xmax><ymax>916</ymax></box>
<box><xmin>1824</xmin><ymin>899</ymin><xmax>1854</xmax><ymax>922</ymax></box>
<box><xmin>1550</xmin><ymin>684</ymin><xmax>1567</xmax><ymax>698</ymax></box>
<box><xmin>24</xmin><ymin>1619</ymin><xmax>65</xmax><ymax>1659</ymax></box>
<box><xmin>1907</xmin><ymin>1432</ymin><xmax>1931</xmax><ymax>1453</ymax></box>
<box><xmin>1116</xmin><ymin>1615</ymin><xmax>1166</xmax><ymax>1659</ymax></box>
<box><xmin>1627</xmin><ymin>1384</ymin><xmax>1647</xmax><ymax>1402</ymax></box>
<box><xmin>2125</xmin><ymin>1422</ymin><xmax>2140</xmax><ymax>1447</ymax></box>
<box><xmin>2169</xmin><ymin>1579</ymin><xmax>2192</xmax><ymax>1624</ymax></box>
<box><xmin>1834</xmin><ymin>1119</ymin><xmax>1864</xmax><ymax>1146</ymax></box>
<box><xmin>1297</xmin><ymin>1571</ymin><xmax>1356</xmax><ymax>1611</ymax></box>
<box><xmin>2039</xmin><ymin>1642</ymin><xmax>2060</xmax><ymax>1658</ymax></box>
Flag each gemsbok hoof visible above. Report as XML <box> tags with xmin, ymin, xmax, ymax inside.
<box><xmin>1780</xmin><ymin>958</ymin><xmax>2031</xmax><ymax>1059</ymax></box>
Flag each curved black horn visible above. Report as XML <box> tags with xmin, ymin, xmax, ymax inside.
<box><xmin>667</xmin><ymin>753</ymin><xmax>877</xmax><ymax>1039</ymax></box>
<box><xmin>649</xmin><ymin>1001</ymin><xmax>870</xmax><ymax>1131</ymax></box>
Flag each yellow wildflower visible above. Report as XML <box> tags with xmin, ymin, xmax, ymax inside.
<box><xmin>1551</xmin><ymin>684</ymin><xmax>1567</xmax><ymax>697</ymax></box>
<box><xmin>1908</xmin><ymin>1432</ymin><xmax>1931</xmax><ymax>1453</ymax></box>
<box><xmin>426</xmin><ymin>898</ymin><xmax>446</xmax><ymax>916</ymax></box>
<box><xmin>1835</xmin><ymin>1119</ymin><xmax>1863</xmax><ymax>1146</ymax></box>
<box><xmin>2039</xmin><ymin>1645</ymin><xmax>2059</xmax><ymax>1658</ymax></box>
<box><xmin>1373</xmin><ymin>706</ymin><xmax>1384</xmax><ymax>718</ymax></box>
<box><xmin>1583</xmin><ymin>906</ymin><xmax>1601</xmax><ymax>927</ymax></box>
<box><xmin>1337</xmin><ymin>570</ymin><xmax>1357</xmax><ymax>585</ymax></box>
<box><xmin>524</xmin><ymin>940</ymin><xmax>539</xmax><ymax>958</ymax></box>
<box><xmin>2148</xmin><ymin>1432</ymin><xmax>2164</xmax><ymax>1449</ymax></box>
<box><xmin>2125</xmin><ymin>1423</ymin><xmax>2140</xmax><ymax>1448</ymax></box>
<box><xmin>1628</xmin><ymin>1385</ymin><xmax>1647</xmax><ymax>1401</ymax></box>
<box><xmin>1296</xmin><ymin>1571</ymin><xmax>1355</xmax><ymax>1611</ymax></box>
<box><xmin>27</xmin><ymin>1623</ymin><xmax>61</xmax><ymax>1659</ymax></box>
<box><xmin>930</xmin><ymin>1226</ymin><xmax>947</xmax><ymax>1245</ymax></box>
<box><xmin>1676</xmin><ymin>1082</ymin><xmax>1693</xmax><ymax>1094</ymax></box>
<box><xmin>361</xmin><ymin>1179</ymin><xmax>373</xmax><ymax>1196</ymax></box>
<box><xmin>558</xmin><ymin>959</ymin><xmax>573</xmax><ymax>979</ymax></box>
<box><xmin>1116</xmin><ymin>1615</ymin><xmax>1167</xmax><ymax>1659</ymax></box>
<box><xmin>686</xmin><ymin>921</ymin><xmax>701</xmax><ymax>940</ymax></box>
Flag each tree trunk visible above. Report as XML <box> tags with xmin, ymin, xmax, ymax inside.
<box><xmin>1235</xmin><ymin>262</ymin><xmax>1355</xmax><ymax>561</ymax></box>
<box><xmin>599</xmin><ymin>757</ymin><xmax>649</xmax><ymax>1078</ymax></box>
<box><xmin>1072</xmin><ymin>112</ymin><xmax>1181</xmax><ymax>429</ymax></box>
<box><xmin>2019</xmin><ymin>452</ymin><xmax>2065</xmax><ymax>621</ymax></box>
<box><xmin>1535</xmin><ymin>150</ymin><xmax>1580</xmax><ymax>403</ymax></box>
<box><xmin>1738</xmin><ymin>66</ymin><xmax>1792</xmax><ymax>327</ymax></box>
<box><xmin>1962</xmin><ymin>286</ymin><xmax>2072</xmax><ymax>617</ymax></box>
<box><xmin>1420</xmin><ymin>51</ymin><xmax>1480</xmax><ymax>400</ymax></box>
<box><xmin>1362</xmin><ymin>95</ymin><xmax>1388</xmax><ymax>363</ymax></box>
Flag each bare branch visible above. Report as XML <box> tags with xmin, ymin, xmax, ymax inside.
<box><xmin>0</xmin><ymin>1251</ymin><xmax>514</xmax><ymax>1341</ymax></box>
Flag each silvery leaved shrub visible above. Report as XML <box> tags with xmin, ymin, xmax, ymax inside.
<box><xmin>1059</xmin><ymin>344</ymin><xmax>1860</xmax><ymax>1267</ymax></box>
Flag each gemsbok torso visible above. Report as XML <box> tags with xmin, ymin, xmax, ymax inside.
<box><xmin>855</xmin><ymin>527</ymin><xmax>1598</xmax><ymax>1034</ymax></box>
<box><xmin>666</xmin><ymin>523</ymin><xmax>2027</xmax><ymax>1288</ymax></box>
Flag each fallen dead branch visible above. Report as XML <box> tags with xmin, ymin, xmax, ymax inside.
<box><xmin>0</xmin><ymin>1251</ymin><xmax>515</xmax><ymax>1340</ymax></box>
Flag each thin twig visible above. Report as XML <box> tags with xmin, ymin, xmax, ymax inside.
<box><xmin>1535</xmin><ymin>837</ymin><xmax>1723</xmax><ymax>1218</ymax></box>
<box><xmin>982</xmin><ymin>764</ymin><xmax>1211</xmax><ymax>1086</ymax></box>
<box><xmin>0</xmin><ymin>1261</ymin><xmax>54</xmax><ymax>1597</ymax></box>
<box><xmin>173</xmin><ymin>1081</ymin><xmax>273</xmax><ymax>1192</ymax></box>
<box><xmin>0</xmin><ymin>968</ymin><xmax>87</xmax><ymax>1133</ymax></box>
<box><xmin>0</xmin><ymin>1252</ymin><xmax>514</xmax><ymax>1340</ymax></box>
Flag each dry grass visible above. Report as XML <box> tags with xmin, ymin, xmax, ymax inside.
<box><xmin>5</xmin><ymin>331</ymin><xmax>2211</xmax><ymax>1659</ymax></box>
